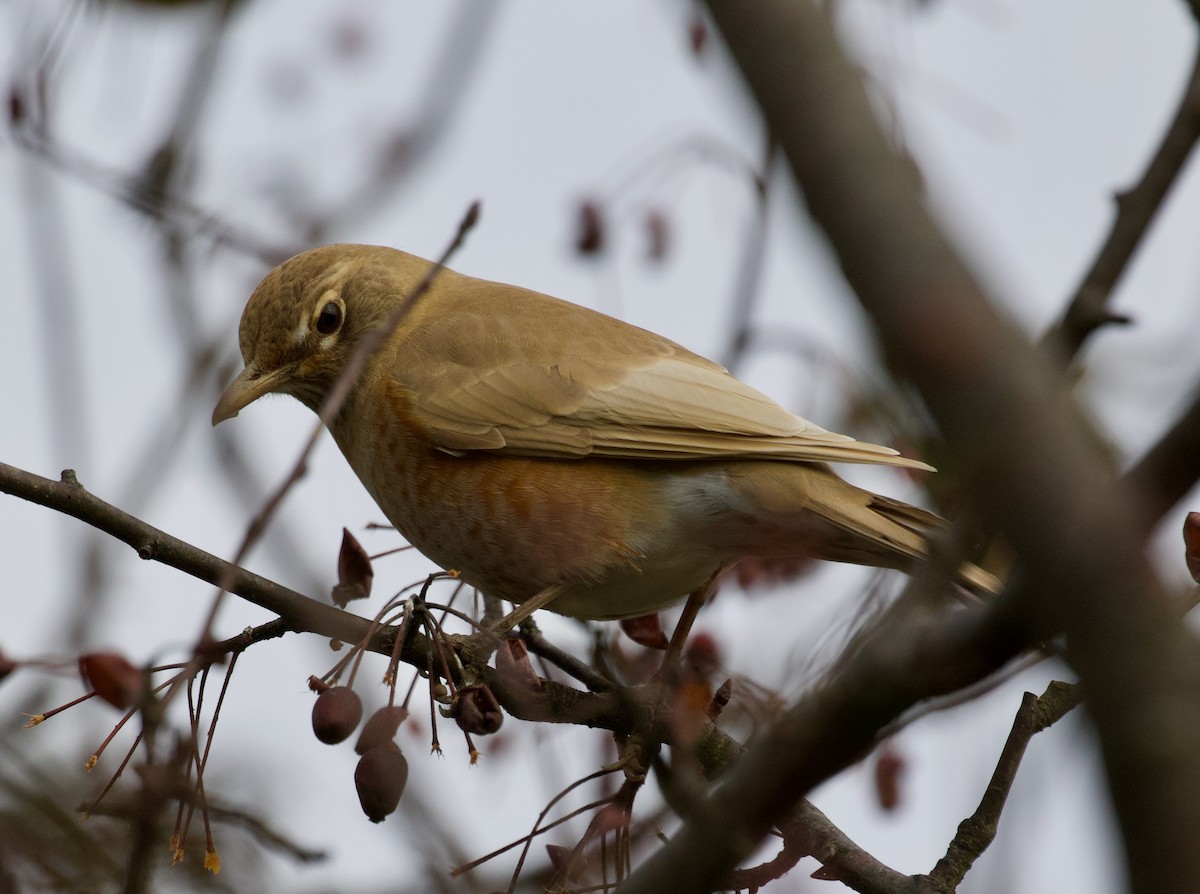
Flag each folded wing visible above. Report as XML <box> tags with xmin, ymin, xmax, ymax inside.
<box><xmin>391</xmin><ymin>278</ymin><xmax>931</xmax><ymax>471</ymax></box>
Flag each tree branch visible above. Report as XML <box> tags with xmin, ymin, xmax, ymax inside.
<box><xmin>620</xmin><ymin>3</ymin><xmax>1200</xmax><ymax>892</ymax></box>
<box><xmin>1043</xmin><ymin>45</ymin><xmax>1200</xmax><ymax>362</ymax></box>
<box><xmin>926</xmin><ymin>681</ymin><xmax>1083</xmax><ymax>889</ymax></box>
<box><xmin>0</xmin><ymin>462</ymin><xmax>727</xmax><ymax>754</ymax></box>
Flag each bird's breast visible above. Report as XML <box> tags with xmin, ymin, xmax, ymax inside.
<box><xmin>328</xmin><ymin>380</ymin><xmax>720</xmax><ymax>611</ymax></box>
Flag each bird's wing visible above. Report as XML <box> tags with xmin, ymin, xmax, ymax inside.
<box><xmin>389</xmin><ymin>277</ymin><xmax>930</xmax><ymax>470</ymax></box>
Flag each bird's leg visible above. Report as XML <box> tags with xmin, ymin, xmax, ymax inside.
<box><xmin>456</xmin><ymin>584</ymin><xmax>570</xmax><ymax>674</ymax></box>
<box><xmin>486</xmin><ymin>582</ymin><xmax>569</xmax><ymax>639</ymax></box>
<box><xmin>657</xmin><ymin>574</ymin><xmax>719</xmax><ymax>676</ymax></box>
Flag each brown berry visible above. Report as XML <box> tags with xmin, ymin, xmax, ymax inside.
<box><xmin>355</xmin><ymin>742</ymin><xmax>408</xmax><ymax>823</ymax></box>
<box><xmin>311</xmin><ymin>686</ymin><xmax>362</xmax><ymax>744</ymax></box>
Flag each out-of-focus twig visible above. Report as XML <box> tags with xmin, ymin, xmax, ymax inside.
<box><xmin>311</xmin><ymin>3</ymin><xmax>500</xmax><ymax>238</ymax></box>
<box><xmin>1126</xmin><ymin>387</ymin><xmax>1200</xmax><ymax>537</ymax></box>
<box><xmin>718</xmin><ymin>138</ymin><xmax>775</xmax><ymax>372</ymax></box>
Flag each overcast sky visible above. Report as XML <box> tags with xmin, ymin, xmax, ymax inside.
<box><xmin>2</xmin><ymin>1</ymin><xmax>1198</xmax><ymax>890</ymax></box>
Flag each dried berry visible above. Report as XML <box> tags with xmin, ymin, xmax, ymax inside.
<box><xmin>355</xmin><ymin>742</ymin><xmax>408</xmax><ymax>823</ymax></box>
<box><xmin>311</xmin><ymin>686</ymin><xmax>363</xmax><ymax>745</ymax></box>
<box><xmin>453</xmin><ymin>684</ymin><xmax>503</xmax><ymax>736</ymax></box>
<box><xmin>79</xmin><ymin>652</ymin><xmax>144</xmax><ymax>710</ymax></box>
<box><xmin>644</xmin><ymin>209</ymin><xmax>670</xmax><ymax>263</ymax></box>
<box><xmin>874</xmin><ymin>745</ymin><xmax>906</xmax><ymax>812</ymax></box>
<box><xmin>331</xmin><ymin>527</ymin><xmax>373</xmax><ymax>607</ymax></box>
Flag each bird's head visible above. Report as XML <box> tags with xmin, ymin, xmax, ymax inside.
<box><xmin>212</xmin><ymin>244</ymin><xmax>424</xmax><ymax>425</ymax></box>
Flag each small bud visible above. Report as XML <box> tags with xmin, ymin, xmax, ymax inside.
<box><xmin>707</xmin><ymin>678</ymin><xmax>733</xmax><ymax>720</ymax></box>
<box><xmin>494</xmin><ymin>638</ymin><xmax>543</xmax><ymax>692</ymax></box>
<box><xmin>79</xmin><ymin>652</ymin><xmax>144</xmax><ymax>710</ymax></box>
<box><xmin>874</xmin><ymin>744</ymin><xmax>905</xmax><ymax>812</ymax></box>
<box><xmin>332</xmin><ymin>527</ymin><xmax>373</xmax><ymax>607</ymax></box>
<box><xmin>355</xmin><ymin>705</ymin><xmax>409</xmax><ymax>755</ymax></box>
<box><xmin>546</xmin><ymin>843</ymin><xmax>583</xmax><ymax>884</ymax></box>
<box><xmin>311</xmin><ymin>686</ymin><xmax>363</xmax><ymax>745</ymax></box>
<box><xmin>688</xmin><ymin>15</ymin><xmax>708</xmax><ymax>56</ymax></box>
<box><xmin>355</xmin><ymin>742</ymin><xmax>408</xmax><ymax>823</ymax></box>
<box><xmin>453</xmin><ymin>684</ymin><xmax>503</xmax><ymax>736</ymax></box>
<box><xmin>576</xmin><ymin>200</ymin><xmax>606</xmax><ymax>256</ymax></box>
<box><xmin>644</xmin><ymin>209</ymin><xmax>670</xmax><ymax>263</ymax></box>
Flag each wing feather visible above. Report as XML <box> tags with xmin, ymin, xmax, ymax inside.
<box><xmin>389</xmin><ymin>274</ymin><xmax>931</xmax><ymax>471</ymax></box>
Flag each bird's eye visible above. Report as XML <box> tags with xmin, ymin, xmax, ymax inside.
<box><xmin>315</xmin><ymin>300</ymin><xmax>343</xmax><ymax>335</ymax></box>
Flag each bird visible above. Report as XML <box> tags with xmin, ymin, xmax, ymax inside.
<box><xmin>213</xmin><ymin>244</ymin><xmax>997</xmax><ymax>622</ymax></box>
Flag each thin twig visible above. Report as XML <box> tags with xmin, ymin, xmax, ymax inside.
<box><xmin>927</xmin><ymin>681</ymin><xmax>1083</xmax><ymax>889</ymax></box>
<box><xmin>1044</xmin><ymin>46</ymin><xmax>1200</xmax><ymax>363</ymax></box>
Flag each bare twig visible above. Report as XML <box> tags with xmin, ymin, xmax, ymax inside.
<box><xmin>1044</xmin><ymin>45</ymin><xmax>1200</xmax><ymax>363</ymax></box>
<box><xmin>0</xmin><ymin>464</ymin><xmax>374</xmax><ymax>647</ymax></box>
<box><xmin>927</xmin><ymin>681</ymin><xmax>1083</xmax><ymax>889</ymax></box>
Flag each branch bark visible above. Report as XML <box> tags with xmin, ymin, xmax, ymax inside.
<box><xmin>619</xmin><ymin>4</ymin><xmax>1200</xmax><ymax>892</ymax></box>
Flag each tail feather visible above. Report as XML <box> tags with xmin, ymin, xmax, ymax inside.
<box><xmin>860</xmin><ymin>493</ymin><xmax>1000</xmax><ymax>596</ymax></box>
<box><xmin>715</xmin><ymin>460</ymin><xmax>998</xmax><ymax>592</ymax></box>
<box><xmin>731</xmin><ymin>464</ymin><xmax>1001</xmax><ymax>596</ymax></box>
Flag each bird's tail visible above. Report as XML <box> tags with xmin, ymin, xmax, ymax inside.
<box><xmin>724</xmin><ymin>463</ymin><xmax>1001</xmax><ymax>597</ymax></box>
<box><xmin>864</xmin><ymin>493</ymin><xmax>1001</xmax><ymax>596</ymax></box>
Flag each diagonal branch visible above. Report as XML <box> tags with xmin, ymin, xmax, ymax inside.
<box><xmin>619</xmin><ymin>4</ymin><xmax>1200</xmax><ymax>893</ymax></box>
<box><xmin>926</xmin><ymin>681</ymin><xmax>1083</xmax><ymax>889</ymax></box>
<box><xmin>0</xmin><ymin>463</ymin><xmax>371</xmax><ymax>647</ymax></box>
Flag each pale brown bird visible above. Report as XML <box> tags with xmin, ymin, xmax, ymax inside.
<box><xmin>213</xmin><ymin>244</ymin><xmax>996</xmax><ymax>621</ymax></box>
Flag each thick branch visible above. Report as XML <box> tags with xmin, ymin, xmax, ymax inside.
<box><xmin>622</xmin><ymin>4</ymin><xmax>1200</xmax><ymax>893</ymax></box>
<box><xmin>619</xmin><ymin>585</ymin><xmax>1038</xmax><ymax>894</ymax></box>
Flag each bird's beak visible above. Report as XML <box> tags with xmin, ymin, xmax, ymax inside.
<box><xmin>212</xmin><ymin>362</ymin><xmax>292</xmax><ymax>426</ymax></box>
